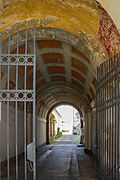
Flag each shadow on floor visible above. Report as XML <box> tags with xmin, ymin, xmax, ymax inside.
<box><xmin>77</xmin><ymin>147</ymin><xmax>98</xmax><ymax>180</ymax></box>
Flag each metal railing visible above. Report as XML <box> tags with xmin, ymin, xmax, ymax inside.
<box><xmin>96</xmin><ymin>53</ymin><xmax>120</xmax><ymax>180</ymax></box>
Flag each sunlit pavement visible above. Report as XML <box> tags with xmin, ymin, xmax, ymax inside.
<box><xmin>55</xmin><ymin>135</ymin><xmax>80</xmax><ymax>145</ymax></box>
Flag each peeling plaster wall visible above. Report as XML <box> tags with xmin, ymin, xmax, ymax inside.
<box><xmin>98</xmin><ymin>4</ymin><xmax>120</xmax><ymax>56</ymax></box>
<box><xmin>98</xmin><ymin>0</ymin><xmax>120</xmax><ymax>33</ymax></box>
<box><xmin>0</xmin><ymin>0</ymin><xmax>119</xmax><ymax>60</ymax></box>
<box><xmin>0</xmin><ymin>0</ymin><xmax>102</xmax><ymax>37</ymax></box>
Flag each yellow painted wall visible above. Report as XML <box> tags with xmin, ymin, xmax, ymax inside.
<box><xmin>0</xmin><ymin>0</ymin><xmax>119</xmax><ymax>60</ymax></box>
<box><xmin>0</xmin><ymin>0</ymin><xmax>103</xmax><ymax>39</ymax></box>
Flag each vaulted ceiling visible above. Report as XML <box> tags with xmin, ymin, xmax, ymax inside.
<box><xmin>0</xmin><ymin>0</ymin><xmax>119</xmax><ymax>116</ymax></box>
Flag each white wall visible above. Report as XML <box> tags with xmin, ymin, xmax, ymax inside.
<box><xmin>85</xmin><ymin>109</ymin><xmax>96</xmax><ymax>155</ymax></box>
<box><xmin>37</xmin><ymin>117</ymin><xmax>47</xmax><ymax>146</ymax></box>
<box><xmin>0</xmin><ymin>103</ymin><xmax>24</xmax><ymax>162</ymax></box>
<box><xmin>52</xmin><ymin>110</ymin><xmax>62</xmax><ymax>134</ymax></box>
<box><xmin>26</xmin><ymin>114</ymin><xmax>47</xmax><ymax>146</ymax></box>
<box><xmin>61</xmin><ymin>119</ymin><xmax>73</xmax><ymax>135</ymax></box>
<box><xmin>0</xmin><ymin>104</ymin><xmax>48</xmax><ymax>162</ymax></box>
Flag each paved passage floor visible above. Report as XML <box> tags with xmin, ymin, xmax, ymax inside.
<box><xmin>1</xmin><ymin>135</ymin><xmax>97</xmax><ymax>180</ymax></box>
<box><xmin>77</xmin><ymin>147</ymin><xmax>98</xmax><ymax>180</ymax></box>
<box><xmin>33</xmin><ymin>135</ymin><xmax>80</xmax><ymax>180</ymax></box>
<box><xmin>28</xmin><ymin>135</ymin><xmax>97</xmax><ymax>180</ymax></box>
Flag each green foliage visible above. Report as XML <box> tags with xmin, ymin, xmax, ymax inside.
<box><xmin>73</xmin><ymin>132</ymin><xmax>77</xmax><ymax>135</ymax></box>
<box><xmin>62</xmin><ymin>130</ymin><xmax>69</xmax><ymax>132</ymax></box>
<box><xmin>57</xmin><ymin>127</ymin><xmax>60</xmax><ymax>134</ymax></box>
<box><xmin>55</xmin><ymin>127</ymin><xmax>62</xmax><ymax>140</ymax></box>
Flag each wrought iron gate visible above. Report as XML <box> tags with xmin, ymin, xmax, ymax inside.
<box><xmin>96</xmin><ymin>53</ymin><xmax>120</xmax><ymax>180</ymax></box>
<box><xmin>0</xmin><ymin>26</ymin><xmax>36</xmax><ymax>179</ymax></box>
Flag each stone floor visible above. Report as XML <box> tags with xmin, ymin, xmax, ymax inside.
<box><xmin>28</xmin><ymin>135</ymin><xmax>80</xmax><ymax>180</ymax></box>
<box><xmin>77</xmin><ymin>147</ymin><xmax>98</xmax><ymax>180</ymax></box>
<box><xmin>1</xmin><ymin>144</ymin><xmax>53</xmax><ymax>180</ymax></box>
<box><xmin>1</xmin><ymin>135</ymin><xmax>98</xmax><ymax>180</ymax></box>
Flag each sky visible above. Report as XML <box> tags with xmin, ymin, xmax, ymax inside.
<box><xmin>55</xmin><ymin>105</ymin><xmax>80</xmax><ymax>134</ymax></box>
<box><xmin>56</xmin><ymin>105</ymin><xmax>78</xmax><ymax>122</ymax></box>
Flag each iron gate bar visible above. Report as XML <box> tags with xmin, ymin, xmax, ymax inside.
<box><xmin>99</xmin><ymin>65</ymin><xmax>117</xmax><ymax>89</ymax></box>
<box><xmin>100</xmin><ymin>64</ymin><xmax>102</xmax><ymax>167</ymax></box>
<box><xmin>99</xmin><ymin>65</ymin><xmax>100</xmax><ymax>167</ymax></box>
<box><xmin>100</xmin><ymin>64</ymin><xmax>101</xmax><ymax>167</ymax></box>
<box><xmin>111</xmin><ymin>57</ymin><xmax>114</xmax><ymax>180</ymax></box>
<box><xmin>100</xmin><ymin>64</ymin><xmax>102</xmax><ymax>168</ymax></box>
<box><xmin>7</xmin><ymin>31</ymin><xmax>10</xmax><ymax>180</ymax></box>
<box><xmin>0</xmin><ymin>34</ymin><xmax>1</xmax><ymax>87</ymax></box>
<box><xmin>24</xmin><ymin>27</ymin><xmax>27</xmax><ymax>180</ymax></box>
<box><xmin>102</xmin><ymin>63</ymin><xmax>105</xmax><ymax>173</ymax></box>
<box><xmin>101</xmin><ymin>65</ymin><xmax>102</xmax><ymax>165</ymax></box>
<box><xmin>104</xmin><ymin>61</ymin><xmax>106</xmax><ymax>174</ymax></box>
<box><xmin>107</xmin><ymin>60</ymin><xmax>109</xmax><ymax>176</ymax></box>
<box><xmin>0</xmin><ymin>32</ymin><xmax>2</xmax><ymax>180</ymax></box>
<box><xmin>96</xmin><ymin>66</ymin><xmax>98</xmax><ymax>170</ymax></box>
<box><xmin>117</xmin><ymin>53</ymin><xmax>119</xmax><ymax>180</ymax></box>
<box><xmin>33</xmin><ymin>24</ymin><xmax>36</xmax><ymax>180</ymax></box>
<box><xmin>100</xmin><ymin>65</ymin><xmax>102</xmax><ymax>167</ymax></box>
<box><xmin>109</xmin><ymin>59</ymin><xmax>111</xmax><ymax>176</ymax></box>
<box><xmin>98</xmin><ymin>65</ymin><xmax>100</xmax><ymax>167</ymax></box>
<box><xmin>104</xmin><ymin>62</ymin><xmax>106</xmax><ymax>172</ymax></box>
<box><xmin>105</xmin><ymin>62</ymin><xmax>107</xmax><ymax>172</ymax></box>
<box><xmin>114</xmin><ymin>55</ymin><xmax>117</xmax><ymax>180</ymax></box>
<box><xmin>16</xmin><ymin>28</ymin><xmax>19</xmax><ymax>180</ymax></box>
<box><xmin>0</xmin><ymin>26</ymin><xmax>36</xmax><ymax>180</ymax></box>
<box><xmin>101</xmin><ymin>63</ymin><xmax>103</xmax><ymax>169</ymax></box>
<box><xmin>102</xmin><ymin>63</ymin><xmax>104</xmax><ymax>171</ymax></box>
<box><xmin>97</xmin><ymin>53</ymin><xmax>120</xmax><ymax>180</ymax></box>
<box><xmin>102</xmin><ymin>63</ymin><xmax>105</xmax><ymax>171</ymax></box>
<box><xmin>101</xmin><ymin>64</ymin><xmax>102</xmax><ymax>168</ymax></box>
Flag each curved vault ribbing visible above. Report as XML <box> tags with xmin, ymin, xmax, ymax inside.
<box><xmin>1</xmin><ymin>27</ymin><xmax>97</xmax><ymax>117</ymax></box>
<box><xmin>0</xmin><ymin>0</ymin><xmax>119</xmax><ymax>119</ymax></box>
<box><xmin>0</xmin><ymin>0</ymin><xmax>120</xmax><ymax>58</ymax></box>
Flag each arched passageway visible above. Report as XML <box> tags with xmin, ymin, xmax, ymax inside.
<box><xmin>0</xmin><ymin>0</ymin><xmax>120</xmax><ymax>180</ymax></box>
<box><xmin>47</xmin><ymin>105</ymin><xmax>82</xmax><ymax>143</ymax></box>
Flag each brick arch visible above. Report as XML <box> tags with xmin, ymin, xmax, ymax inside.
<box><xmin>36</xmin><ymin>83</ymin><xmax>91</xmax><ymax>117</ymax></box>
